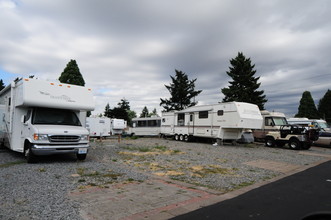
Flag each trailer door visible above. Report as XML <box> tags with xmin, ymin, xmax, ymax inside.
<box><xmin>188</xmin><ymin>113</ymin><xmax>194</xmax><ymax>135</ymax></box>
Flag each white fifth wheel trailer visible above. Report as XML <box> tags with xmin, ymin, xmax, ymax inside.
<box><xmin>86</xmin><ymin>117</ymin><xmax>111</xmax><ymax>138</ymax></box>
<box><xmin>0</xmin><ymin>78</ymin><xmax>95</xmax><ymax>163</ymax></box>
<box><xmin>160</xmin><ymin>102</ymin><xmax>263</xmax><ymax>143</ymax></box>
<box><xmin>110</xmin><ymin>118</ymin><xmax>127</xmax><ymax>135</ymax></box>
<box><xmin>253</xmin><ymin>110</ymin><xmax>288</xmax><ymax>141</ymax></box>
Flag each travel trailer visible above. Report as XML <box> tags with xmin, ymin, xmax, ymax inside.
<box><xmin>0</xmin><ymin>78</ymin><xmax>95</xmax><ymax>163</ymax></box>
<box><xmin>110</xmin><ymin>118</ymin><xmax>127</xmax><ymax>135</ymax></box>
<box><xmin>129</xmin><ymin>117</ymin><xmax>161</xmax><ymax>136</ymax></box>
<box><xmin>253</xmin><ymin>110</ymin><xmax>288</xmax><ymax>141</ymax></box>
<box><xmin>287</xmin><ymin>118</ymin><xmax>330</xmax><ymax>131</ymax></box>
<box><xmin>160</xmin><ymin>102</ymin><xmax>263</xmax><ymax>143</ymax></box>
<box><xmin>86</xmin><ymin>117</ymin><xmax>111</xmax><ymax>138</ymax></box>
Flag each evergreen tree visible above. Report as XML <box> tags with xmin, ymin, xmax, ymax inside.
<box><xmin>118</xmin><ymin>98</ymin><xmax>130</xmax><ymax>111</ymax></box>
<box><xmin>59</xmin><ymin>59</ymin><xmax>85</xmax><ymax>86</ymax></box>
<box><xmin>104</xmin><ymin>103</ymin><xmax>112</xmax><ymax>118</ymax></box>
<box><xmin>140</xmin><ymin>106</ymin><xmax>149</xmax><ymax>118</ymax></box>
<box><xmin>221</xmin><ymin>52</ymin><xmax>267</xmax><ymax>110</ymax></box>
<box><xmin>318</xmin><ymin>89</ymin><xmax>331</xmax><ymax>123</ymax></box>
<box><xmin>0</xmin><ymin>79</ymin><xmax>5</xmax><ymax>91</ymax></box>
<box><xmin>295</xmin><ymin>91</ymin><xmax>320</xmax><ymax>119</ymax></box>
<box><xmin>149</xmin><ymin>108</ymin><xmax>159</xmax><ymax>117</ymax></box>
<box><xmin>160</xmin><ymin>69</ymin><xmax>202</xmax><ymax>112</ymax></box>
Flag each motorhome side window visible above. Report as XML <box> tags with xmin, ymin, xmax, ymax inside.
<box><xmin>32</xmin><ymin>108</ymin><xmax>81</xmax><ymax>126</ymax></box>
<box><xmin>178</xmin><ymin>113</ymin><xmax>185</xmax><ymax>126</ymax></box>
<box><xmin>199</xmin><ymin>111</ymin><xmax>208</xmax><ymax>119</ymax></box>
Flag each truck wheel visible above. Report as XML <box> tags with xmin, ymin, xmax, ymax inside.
<box><xmin>25</xmin><ymin>144</ymin><xmax>37</xmax><ymax>163</ymax></box>
<box><xmin>289</xmin><ymin>138</ymin><xmax>301</xmax><ymax>150</ymax></box>
<box><xmin>301</xmin><ymin>143</ymin><xmax>311</xmax><ymax>150</ymax></box>
<box><xmin>77</xmin><ymin>154</ymin><xmax>87</xmax><ymax>160</ymax></box>
<box><xmin>265</xmin><ymin>137</ymin><xmax>275</xmax><ymax>147</ymax></box>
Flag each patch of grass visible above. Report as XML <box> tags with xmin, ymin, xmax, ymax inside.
<box><xmin>0</xmin><ymin>161</ymin><xmax>25</xmax><ymax>168</ymax></box>
<box><xmin>154</xmin><ymin>145</ymin><xmax>167</xmax><ymax>151</ymax></box>
<box><xmin>231</xmin><ymin>180</ymin><xmax>256</xmax><ymax>190</ymax></box>
<box><xmin>38</xmin><ymin>168</ymin><xmax>46</xmax><ymax>172</ymax></box>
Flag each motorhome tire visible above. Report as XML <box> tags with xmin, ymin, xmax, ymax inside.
<box><xmin>77</xmin><ymin>154</ymin><xmax>87</xmax><ymax>160</ymax></box>
<box><xmin>265</xmin><ymin>137</ymin><xmax>275</xmax><ymax>147</ymax></box>
<box><xmin>289</xmin><ymin>138</ymin><xmax>301</xmax><ymax>150</ymax></box>
<box><xmin>24</xmin><ymin>144</ymin><xmax>37</xmax><ymax>163</ymax></box>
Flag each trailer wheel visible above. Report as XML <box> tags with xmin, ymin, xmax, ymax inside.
<box><xmin>184</xmin><ymin>135</ymin><xmax>189</xmax><ymax>142</ymax></box>
<box><xmin>24</xmin><ymin>143</ymin><xmax>37</xmax><ymax>163</ymax></box>
<box><xmin>289</xmin><ymin>138</ymin><xmax>301</xmax><ymax>150</ymax></box>
<box><xmin>179</xmin><ymin>135</ymin><xmax>184</xmax><ymax>141</ymax></box>
<box><xmin>174</xmin><ymin>134</ymin><xmax>179</xmax><ymax>141</ymax></box>
<box><xmin>77</xmin><ymin>154</ymin><xmax>87</xmax><ymax>160</ymax></box>
<box><xmin>265</xmin><ymin>137</ymin><xmax>275</xmax><ymax>147</ymax></box>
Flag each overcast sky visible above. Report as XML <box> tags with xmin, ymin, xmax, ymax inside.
<box><xmin>1</xmin><ymin>0</ymin><xmax>330</xmax><ymax>117</ymax></box>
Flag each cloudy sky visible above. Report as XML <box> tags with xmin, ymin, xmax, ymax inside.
<box><xmin>1</xmin><ymin>0</ymin><xmax>330</xmax><ymax>117</ymax></box>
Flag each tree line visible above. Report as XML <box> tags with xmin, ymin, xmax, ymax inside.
<box><xmin>1</xmin><ymin>53</ymin><xmax>330</xmax><ymax>124</ymax></box>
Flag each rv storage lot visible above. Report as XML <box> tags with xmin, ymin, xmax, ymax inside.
<box><xmin>1</xmin><ymin>138</ymin><xmax>331</xmax><ymax>220</ymax></box>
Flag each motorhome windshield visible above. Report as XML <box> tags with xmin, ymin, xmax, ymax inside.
<box><xmin>32</xmin><ymin>108</ymin><xmax>81</xmax><ymax>126</ymax></box>
<box><xmin>273</xmin><ymin>117</ymin><xmax>288</xmax><ymax>126</ymax></box>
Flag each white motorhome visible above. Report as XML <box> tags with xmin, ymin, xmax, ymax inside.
<box><xmin>129</xmin><ymin>117</ymin><xmax>161</xmax><ymax>136</ymax></box>
<box><xmin>160</xmin><ymin>102</ymin><xmax>263</xmax><ymax>143</ymax></box>
<box><xmin>0</xmin><ymin>78</ymin><xmax>95</xmax><ymax>163</ymax></box>
<box><xmin>253</xmin><ymin>110</ymin><xmax>288</xmax><ymax>141</ymax></box>
<box><xmin>110</xmin><ymin>118</ymin><xmax>127</xmax><ymax>135</ymax></box>
<box><xmin>287</xmin><ymin>118</ymin><xmax>330</xmax><ymax>131</ymax></box>
<box><xmin>86</xmin><ymin>117</ymin><xmax>111</xmax><ymax>138</ymax></box>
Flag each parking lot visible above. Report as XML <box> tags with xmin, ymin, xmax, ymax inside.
<box><xmin>1</xmin><ymin>138</ymin><xmax>331</xmax><ymax>220</ymax></box>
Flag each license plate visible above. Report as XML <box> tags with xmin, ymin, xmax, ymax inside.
<box><xmin>78</xmin><ymin>148</ymin><xmax>87</xmax><ymax>154</ymax></box>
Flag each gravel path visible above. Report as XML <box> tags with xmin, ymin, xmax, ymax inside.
<box><xmin>1</xmin><ymin>138</ymin><xmax>331</xmax><ymax>220</ymax></box>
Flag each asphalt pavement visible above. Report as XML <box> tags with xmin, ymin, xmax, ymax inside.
<box><xmin>172</xmin><ymin>160</ymin><xmax>331</xmax><ymax>220</ymax></box>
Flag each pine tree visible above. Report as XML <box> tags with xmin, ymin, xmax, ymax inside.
<box><xmin>295</xmin><ymin>91</ymin><xmax>320</xmax><ymax>119</ymax></box>
<box><xmin>318</xmin><ymin>89</ymin><xmax>331</xmax><ymax>123</ymax></box>
<box><xmin>0</xmin><ymin>79</ymin><xmax>5</xmax><ymax>91</ymax></box>
<box><xmin>140</xmin><ymin>106</ymin><xmax>149</xmax><ymax>118</ymax></box>
<box><xmin>104</xmin><ymin>103</ymin><xmax>112</xmax><ymax>118</ymax></box>
<box><xmin>160</xmin><ymin>69</ymin><xmax>202</xmax><ymax>112</ymax></box>
<box><xmin>221</xmin><ymin>52</ymin><xmax>267</xmax><ymax>110</ymax></box>
<box><xmin>59</xmin><ymin>59</ymin><xmax>85</xmax><ymax>86</ymax></box>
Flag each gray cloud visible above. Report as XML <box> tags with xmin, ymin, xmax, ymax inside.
<box><xmin>1</xmin><ymin>0</ymin><xmax>331</xmax><ymax>117</ymax></box>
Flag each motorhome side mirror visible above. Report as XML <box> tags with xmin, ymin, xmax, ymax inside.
<box><xmin>21</xmin><ymin>115</ymin><xmax>27</xmax><ymax>125</ymax></box>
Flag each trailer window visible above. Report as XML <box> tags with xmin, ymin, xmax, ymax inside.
<box><xmin>217</xmin><ymin>110</ymin><xmax>224</xmax><ymax>116</ymax></box>
<box><xmin>147</xmin><ymin>120</ymin><xmax>161</xmax><ymax>127</ymax></box>
<box><xmin>177</xmin><ymin>113</ymin><xmax>185</xmax><ymax>126</ymax></box>
<box><xmin>32</xmin><ymin>108</ymin><xmax>81</xmax><ymax>126</ymax></box>
<box><xmin>137</xmin><ymin>120</ymin><xmax>147</xmax><ymax>127</ymax></box>
<box><xmin>199</xmin><ymin>111</ymin><xmax>208</xmax><ymax>119</ymax></box>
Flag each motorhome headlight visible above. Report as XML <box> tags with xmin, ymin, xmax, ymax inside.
<box><xmin>80</xmin><ymin>135</ymin><xmax>89</xmax><ymax>141</ymax></box>
<box><xmin>33</xmin><ymin>134</ymin><xmax>49</xmax><ymax>141</ymax></box>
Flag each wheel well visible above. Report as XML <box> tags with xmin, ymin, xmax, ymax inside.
<box><xmin>24</xmin><ymin>140</ymin><xmax>31</xmax><ymax>151</ymax></box>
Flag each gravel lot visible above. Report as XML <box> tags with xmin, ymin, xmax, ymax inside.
<box><xmin>1</xmin><ymin>137</ymin><xmax>331</xmax><ymax>220</ymax></box>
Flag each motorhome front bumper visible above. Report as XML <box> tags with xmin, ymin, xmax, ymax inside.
<box><xmin>31</xmin><ymin>144</ymin><xmax>89</xmax><ymax>156</ymax></box>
